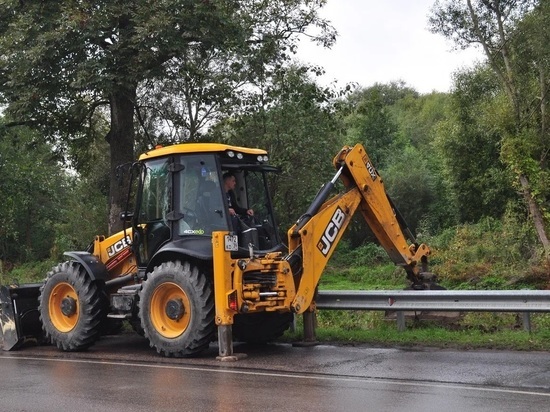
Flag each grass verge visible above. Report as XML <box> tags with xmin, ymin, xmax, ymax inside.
<box><xmin>282</xmin><ymin>311</ymin><xmax>550</xmax><ymax>351</ymax></box>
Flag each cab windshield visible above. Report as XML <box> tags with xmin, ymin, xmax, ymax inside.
<box><xmin>175</xmin><ymin>154</ymin><xmax>227</xmax><ymax>236</ymax></box>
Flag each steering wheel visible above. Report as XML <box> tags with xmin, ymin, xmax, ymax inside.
<box><xmin>238</xmin><ymin>213</ymin><xmax>258</xmax><ymax>228</ymax></box>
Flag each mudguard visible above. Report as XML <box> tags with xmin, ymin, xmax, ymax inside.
<box><xmin>64</xmin><ymin>251</ymin><xmax>109</xmax><ymax>281</ymax></box>
<box><xmin>0</xmin><ymin>284</ymin><xmax>43</xmax><ymax>350</ymax></box>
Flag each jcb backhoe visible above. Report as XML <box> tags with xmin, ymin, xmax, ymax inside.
<box><xmin>0</xmin><ymin>143</ymin><xmax>437</xmax><ymax>359</ymax></box>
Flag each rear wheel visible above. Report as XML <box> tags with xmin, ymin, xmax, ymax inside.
<box><xmin>39</xmin><ymin>262</ymin><xmax>106</xmax><ymax>351</ymax></box>
<box><xmin>232</xmin><ymin>312</ymin><xmax>293</xmax><ymax>344</ymax></box>
<box><xmin>139</xmin><ymin>261</ymin><xmax>215</xmax><ymax>357</ymax></box>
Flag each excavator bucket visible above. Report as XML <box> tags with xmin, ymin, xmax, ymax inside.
<box><xmin>0</xmin><ymin>284</ymin><xmax>43</xmax><ymax>350</ymax></box>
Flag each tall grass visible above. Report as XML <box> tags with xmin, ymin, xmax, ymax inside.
<box><xmin>322</xmin><ymin>242</ymin><xmax>408</xmax><ymax>290</ymax></box>
<box><xmin>427</xmin><ymin>216</ymin><xmax>548</xmax><ymax>290</ymax></box>
<box><xmin>0</xmin><ymin>260</ymin><xmax>55</xmax><ymax>285</ymax></box>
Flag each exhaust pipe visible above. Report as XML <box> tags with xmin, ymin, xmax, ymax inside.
<box><xmin>0</xmin><ymin>284</ymin><xmax>44</xmax><ymax>350</ymax></box>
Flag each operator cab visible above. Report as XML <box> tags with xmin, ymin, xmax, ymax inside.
<box><xmin>129</xmin><ymin>143</ymin><xmax>281</xmax><ymax>267</ymax></box>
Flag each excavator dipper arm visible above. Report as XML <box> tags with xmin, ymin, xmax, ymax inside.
<box><xmin>288</xmin><ymin>144</ymin><xmax>432</xmax><ymax>314</ymax></box>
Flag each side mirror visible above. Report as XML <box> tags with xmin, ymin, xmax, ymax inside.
<box><xmin>120</xmin><ymin>211</ymin><xmax>134</xmax><ymax>222</ymax></box>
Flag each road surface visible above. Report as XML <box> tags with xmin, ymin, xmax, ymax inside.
<box><xmin>1</xmin><ymin>334</ymin><xmax>549</xmax><ymax>411</ymax></box>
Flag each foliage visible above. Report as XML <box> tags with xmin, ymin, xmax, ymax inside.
<box><xmin>319</xmin><ymin>264</ymin><xmax>407</xmax><ymax>291</ymax></box>
<box><xmin>320</xmin><ymin>240</ymin><xmax>409</xmax><ymax>290</ymax></box>
<box><xmin>341</xmin><ymin>83</ymin><xmax>405</xmax><ymax>169</ymax></box>
<box><xmin>430</xmin><ymin>0</ymin><xmax>550</xmax><ymax>254</ymax></box>
<box><xmin>330</xmin><ymin>241</ymin><xmax>390</xmax><ymax>268</ymax></box>
<box><xmin>0</xmin><ymin>260</ymin><xmax>57</xmax><ymax>285</ymax></box>
<box><xmin>340</xmin><ymin>85</ymin><xmax>459</xmax><ymax>237</ymax></box>
<box><xmin>428</xmin><ymin>214</ymin><xmax>547</xmax><ymax>289</ymax></box>
<box><xmin>429</xmin><ymin>0</ymin><xmax>537</xmax><ymax>52</ymax></box>
<box><xmin>337</xmin><ymin>83</ymin><xmax>453</xmax><ymax>244</ymax></box>
<box><xmin>382</xmin><ymin>145</ymin><xmax>443</xmax><ymax>234</ymax></box>
<box><xmin>0</xmin><ymin>124</ymin><xmax>67</xmax><ymax>263</ymax></box>
<box><xmin>432</xmin><ymin>65</ymin><xmax>516</xmax><ymax>223</ymax></box>
<box><xmin>391</xmin><ymin>91</ymin><xmax>449</xmax><ymax>150</ymax></box>
<box><xmin>0</xmin><ymin>119</ymin><xmax>108</xmax><ymax>266</ymax></box>
<box><xmin>50</xmin><ymin>176</ymin><xmax>109</xmax><ymax>260</ymax></box>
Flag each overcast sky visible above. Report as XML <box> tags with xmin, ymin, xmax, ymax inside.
<box><xmin>297</xmin><ymin>0</ymin><xmax>485</xmax><ymax>94</ymax></box>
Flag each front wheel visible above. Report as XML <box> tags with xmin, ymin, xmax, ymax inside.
<box><xmin>139</xmin><ymin>261</ymin><xmax>215</xmax><ymax>357</ymax></box>
<box><xmin>39</xmin><ymin>261</ymin><xmax>107</xmax><ymax>351</ymax></box>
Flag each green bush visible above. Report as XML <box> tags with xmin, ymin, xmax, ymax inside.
<box><xmin>330</xmin><ymin>241</ymin><xmax>390</xmax><ymax>268</ymax></box>
<box><xmin>427</xmin><ymin>215</ymin><xmax>545</xmax><ymax>289</ymax></box>
<box><xmin>0</xmin><ymin>260</ymin><xmax>56</xmax><ymax>284</ymax></box>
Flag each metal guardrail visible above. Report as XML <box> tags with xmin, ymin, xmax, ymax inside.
<box><xmin>316</xmin><ymin>290</ymin><xmax>550</xmax><ymax>312</ymax></box>
<box><xmin>312</xmin><ymin>290</ymin><xmax>550</xmax><ymax>333</ymax></box>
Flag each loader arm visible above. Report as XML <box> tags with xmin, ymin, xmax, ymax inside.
<box><xmin>288</xmin><ymin>144</ymin><xmax>431</xmax><ymax>314</ymax></box>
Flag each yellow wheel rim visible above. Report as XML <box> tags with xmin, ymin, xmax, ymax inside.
<box><xmin>150</xmin><ymin>282</ymin><xmax>191</xmax><ymax>339</ymax></box>
<box><xmin>49</xmin><ymin>282</ymin><xmax>79</xmax><ymax>333</ymax></box>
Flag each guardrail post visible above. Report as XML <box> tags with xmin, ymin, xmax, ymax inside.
<box><xmin>522</xmin><ymin>312</ymin><xmax>531</xmax><ymax>333</ymax></box>
<box><xmin>396</xmin><ymin>311</ymin><xmax>406</xmax><ymax>332</ymax></box>
<box><xmin>303</xmin><ymin>310</ymin><xmax>317</xmax><ymax>342</ymax></box>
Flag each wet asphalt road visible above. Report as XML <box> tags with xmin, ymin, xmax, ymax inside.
<box><xmin>1</xmin><ymin>334</ymin><xmax>550</xmax><ymax>411</ymax></box>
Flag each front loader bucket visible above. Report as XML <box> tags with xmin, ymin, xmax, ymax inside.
<box><xmin>0</xmin><ymin>284</ymin><xmax>43</xmax><ymax>350</ymax></box>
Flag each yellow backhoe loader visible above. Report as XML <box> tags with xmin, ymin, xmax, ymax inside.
<box><xmin>0</xmin><ymin>143</ymin><xmax>438</xmax><ymax>359</ymax></box>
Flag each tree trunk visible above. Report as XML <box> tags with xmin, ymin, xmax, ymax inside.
<box><xmin>518</xmin><ymin>174</ymin><xmax>550</xmax><ymax>258</ymax></box>
<box><xmin>106</xmin><ymin>87</ymin><xmax>136</xmax><ymax>235</ymax></box>
<box><xmin>539</xmin><ymin>64</ymin><xmax>548</xmax><ymax>168</ymax></box>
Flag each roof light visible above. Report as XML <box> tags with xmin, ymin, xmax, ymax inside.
<box><xmin>227</xmin><ymin>151</ymin><xmax>235</xmax><ymax>158</ymax></box>
<box><xmin>236</xmin><ymin>153</ymin><xmax>243</xmax><ymax>159</ymax></box>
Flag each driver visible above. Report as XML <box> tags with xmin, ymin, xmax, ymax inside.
<box><xmin>222</xmin><ymin>172</ymin><xmax>254</xmax><ymax>218</ymax></box>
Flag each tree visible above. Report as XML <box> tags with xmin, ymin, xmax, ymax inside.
<box><xmin>432</xmin><ymin>66</ymin><xmax>516</xmax><ymax>223</ymax></box>
<box><xmin>430</xmin><ymin>0</ymin><xmax>550</xmax><ymax>256</ymax></box>
<box><xmin>386</xmin><ymin>92</ymin><xmax>460</xmax><ymax>233</ymax></box>
<box><xmin>391</xmin><ymin>91</ymin><xmax>449</xmax><ymax>150</ymax></box>
<box><xmin>342</xmin><ymin>83</ymin><xmax>409</xmax><ymax>169</ymax></box>
<box><xmin>0</xmin><ymin>0</ymin><xmax>334</xmax><ymax>234</ymax></box>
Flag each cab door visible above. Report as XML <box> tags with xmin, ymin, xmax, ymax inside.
<box><xmin>134</xmin><ymin>157</ymin><xmax>172</xmax><ymax>266</ymax></box>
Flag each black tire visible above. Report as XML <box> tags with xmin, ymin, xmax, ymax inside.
<box><xmin>138</xmin><ymin>261</ymin><xmax>215</xmax><ymax>357</ymax></box>
<box><xmin>232</xmin><ymin>312</ymin><xmax>293</xmax><ymax>344</ymax></box>
<box><xmin>39</xmin><ymin>261</ymin><xmax>107</xmax><ymax>351</ymax></box>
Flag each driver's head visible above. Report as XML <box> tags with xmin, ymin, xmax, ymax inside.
<box><xmin>223</xmin><ymin>172</ymin><xmax>236</xmax><ymax>191</ymax></box>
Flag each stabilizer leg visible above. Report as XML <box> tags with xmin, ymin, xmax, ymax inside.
<box><xmin>216</xmin><ymin>324</ymin><xmax>247</xmax><ymax>361</ymax></box>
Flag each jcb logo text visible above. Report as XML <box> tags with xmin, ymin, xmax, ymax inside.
<box><xmin>366</xmin><ymin>161</ymin><xmax>377</xmax><ymax>181</ymax></box>
<box><xmin>317</xmin><ymin>207</ymin><xmax>346</xmax><ymax>256</ymax></box>
<box><xmin>107</xmin><ymin>235</ymin><xmax>132</xmax><ymax>258</ymax></box>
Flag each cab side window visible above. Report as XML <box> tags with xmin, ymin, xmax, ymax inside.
<box><xmin>177</xmin><ymin>155</ymin><xmax>227</xmax><ymax>236</ymax></box>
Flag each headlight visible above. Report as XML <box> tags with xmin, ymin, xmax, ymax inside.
<box><xmin>236</xmin><ymin>153</ymin><xmax>243</xmax><ymax>159</ymax></box>
<box><xmin>227</xmin><ymin>151</ymin><xmax>235</xmax><ymax>158</ymax></box>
